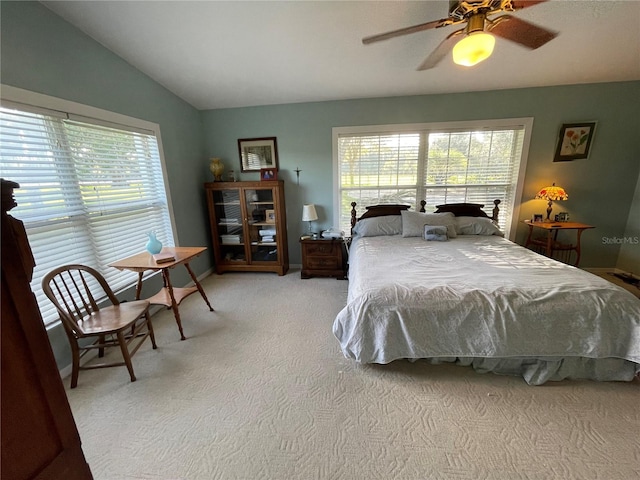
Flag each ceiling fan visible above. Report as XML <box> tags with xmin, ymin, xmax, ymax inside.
<box><xmin>362</xmin><ymin>0</ymin><xmax>558</xmax><ymax>70</ymax></box>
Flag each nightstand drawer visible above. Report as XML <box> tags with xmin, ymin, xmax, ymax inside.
<box><xmin>307</xmin><ymin>256</ymin><xmax>340</xmax><ymax>270</ymax></box>
<box><xmin>306</xmin><ymin>242</ymin><xmax>337</xmax><ymax>256</ymax></box>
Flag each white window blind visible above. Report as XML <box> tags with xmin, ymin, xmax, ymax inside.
<box><xmin>336</xmin><ymin>121</ymin><xmax>530</xmax><ymax>237</ymax></box>
<box><xmin>0</xmin><ymin>103</ymin><xmax>174</xmax><ymax>327</ymax></box>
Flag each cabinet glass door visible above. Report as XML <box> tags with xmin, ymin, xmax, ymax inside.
<box><xmin>212</xmin><ymin>188</ymin><xmax>245</xmax><ymax>264</ymax></box>
<box><xmin>245</xmin><ymin>188</ymin><xmax>278</xmax><ymax>263</ymax></box>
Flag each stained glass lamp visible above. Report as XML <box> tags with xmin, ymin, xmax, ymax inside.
<box><xmin>535</xmin><ymin>183</ymin><xmax>569</xmax><ymax>221</ymax></box>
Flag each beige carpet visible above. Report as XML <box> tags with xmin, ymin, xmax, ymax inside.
<box><xmin>65</xmin><ymin>268</ymin><xmax>640</xmax><ymax>480</ymax></box>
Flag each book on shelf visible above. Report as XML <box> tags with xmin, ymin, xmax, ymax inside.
<box><xmin>152</xmin><ymin>252</ymin><xmax>175</xmax><ymax>264</ymax></box>
<box><xmin>220</xmin><ymin>234</ymin><xmax>241</xmax><ymax>244</ymax></box>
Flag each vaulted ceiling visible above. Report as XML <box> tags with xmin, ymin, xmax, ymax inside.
<box><xmin>42</xmin><ymin>1</ymin><xmax>640</xmax><ymax>110</ymax></box>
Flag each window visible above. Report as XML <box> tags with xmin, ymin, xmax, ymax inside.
<box><xmin>333</xmin><ymin>119</ymin><xmax>532</xmax><ymax>238</ymax></box>
<box><xmin>0</xmin><ymin>95</ymin><xmax>175</xmax><ymax>328</ymax></box>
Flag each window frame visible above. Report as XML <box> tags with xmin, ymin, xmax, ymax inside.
<box><xmin>0</xmin><ymin>84</ymin><xmax>178</xmax><ymax>328</ymax></box>
<box><xmin>332</xmin><ymin>118</ymin><xmax>533</xmax><ymax>240</ymax></box>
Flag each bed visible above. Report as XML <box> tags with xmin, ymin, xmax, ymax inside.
<box><xmin>332</xmin><ymin>202</ymin><xmax>640</xmax><ymax>385</ymax></box>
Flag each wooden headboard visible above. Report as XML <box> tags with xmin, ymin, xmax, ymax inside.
<box><xmin>350</xmin><ymin>199</ymin><xmax>501</xmax><ymax>232</ymax></box>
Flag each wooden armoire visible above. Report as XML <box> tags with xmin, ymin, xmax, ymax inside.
<box><xmin>1</xmin><ymin>179</ymin><xmax>93</xmax><ymax>479</ymax></box>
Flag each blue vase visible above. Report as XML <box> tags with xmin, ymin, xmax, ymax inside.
<box><xmin>145</xmin><ymin>232</ymin><xmax>162</xmax><ymax>254</ymax></box>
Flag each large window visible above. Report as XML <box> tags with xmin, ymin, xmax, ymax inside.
<box><xmin>333</xmin><ymin>119</ymin><xmax>532</xmax><ymax>238</ymax></box>
<box><xmin>0</xmin><ymin>93</ymin><xmax>175</xmax><ymax>327</ymax></box>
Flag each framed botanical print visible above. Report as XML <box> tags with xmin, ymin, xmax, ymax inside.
<box><xmin>553</xmin><ymin>122</ymin><xmax>596</xmax><ymax>162</ymax></box>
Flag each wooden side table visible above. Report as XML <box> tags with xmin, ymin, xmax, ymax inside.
<box><xmin>109</xmin><ymin>246</ymin><xmax>213</xmax><ymax>340</ymax></box>
<box><xmin>300</xmin><ymin>238</ymin><xmax>347</xmax><ymax>279</ymax></box>
<box><xmin>523</xmin><ymin>221</ymin><xmax>595</xmax><ymax>266</ymax></box>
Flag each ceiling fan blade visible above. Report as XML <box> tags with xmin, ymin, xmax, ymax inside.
<box><xmin>417</xmin><ymin>29</ymin><xmax>465</xmax><ymax>71</ymax></box>
<box><xmin>510</xmin><ymin>0</ymin><xmax>549</xmax><ymax>10</ymax></box>
<box><xmin>487</xmin><ymin>15</ymin><xmax>557</xmax><ymax>49</ymax></box>
<box><xmin>362</xmin><ymin>18</ymin><xmax>450</xmax><ymax>44</ymax></box>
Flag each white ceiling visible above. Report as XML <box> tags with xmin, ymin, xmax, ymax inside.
<box><xmin>42</xmin><ymin>0</ymin><xmax>640</xmax><ymax>110</ymax></box>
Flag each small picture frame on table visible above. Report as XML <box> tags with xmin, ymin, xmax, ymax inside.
<box><xmin>533</xmin><ymin>214</ymin><xmax>543</xmax><ymax>223</ymax></box>
<box><xmin>260</xmin><ymin>168</ymin><xmax>277</xmax><ymax>181</ymax></box>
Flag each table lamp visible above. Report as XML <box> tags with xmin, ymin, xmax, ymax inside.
<box><xmin>302</xmin><ymin>204</ymin><xmax>318</xmax><ymax>236</ymax></box>
<box><xmin>535</xmin><ymin>183</ymin><xmax>568</xmax><ymax>221</ymax></box>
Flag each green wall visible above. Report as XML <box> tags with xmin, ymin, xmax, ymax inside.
<box><xmin>2</xmin><ymin>2</ymin><xmax>639</xmax><ymax>371</ymax></box>
<box><xmin>201</xmin><ymin>82</ymin><xmax>640</xmax><ymax>269</ymax></box>
<box><xmin>1</xmin><ymin>1</ymin><xmax>210</xmax><ymax>369</ymax></box>
<box><xmin>618</xmin><ymin>175</ymin><xmax>640</xmax><ymax>271</ymax></box>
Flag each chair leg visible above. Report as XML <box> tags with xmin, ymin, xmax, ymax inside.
<box><xmin>117</xmin><ymin>331</ymin><xmax>136</xmax><ymax>382</ymax></box>
<box><xmin>70</xmin><ymin>340</ymin><xmax>80</xmax><ymax>389</ymax></box>
<box><xmin>98</xmin><ymin>334</ymin><xmax>105</xmax><ymax>358</ymax></box>
<box><xmin>146</xmin><ymin>312</ymin><xmax>157</xmax><ymax>349</ymax></box>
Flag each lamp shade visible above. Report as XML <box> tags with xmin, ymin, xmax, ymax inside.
<box><xmin>452</xmin><ymin>32</ymin><xmax>495</xmax><ymax>67</ymax></box>
<box><xmin>302</xmin><ymin>204</ymin><xmax>318</xmax><ymax>222</ymax></box>
<box><xmin>535</xmin><ymin>183</ymin><xmax>569</xmax><ymax>201</ymax></box>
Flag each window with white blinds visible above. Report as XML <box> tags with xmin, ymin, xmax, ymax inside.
<box><xmin>334</xmin><ymin>119</ymin><xmax>532</xmax><ymax>238</ymax></box>
<box><xmin>0</xmin><ymin>102</ymin><xmax>175</xmax><ymax>327</ymax></box>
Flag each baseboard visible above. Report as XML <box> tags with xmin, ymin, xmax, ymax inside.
<box><xmin>584</xmin><ymin>267</ymin><xmax>640</xmax><ymax>299</ymax></box>
<box><xmin>584</xmin><ymin>267</ymin><xmax>639</xmax><ymax>278</ymax></box>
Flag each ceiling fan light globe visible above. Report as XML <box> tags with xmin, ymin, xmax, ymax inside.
<box><xmin>452</xmin><ymin>32</ymin><xmax>495</xmax><ymax>67</ymax></box>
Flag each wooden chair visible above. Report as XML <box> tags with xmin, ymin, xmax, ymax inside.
<box><xmin>42</xmin><ymin>264</ymin><xmax>157</xmax><ymax>388</ymax></box>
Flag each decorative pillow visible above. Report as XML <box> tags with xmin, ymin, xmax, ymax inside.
<box><xmin>352</xmin><ymin>215</ymin><xmax>402</xmax><ymax>237</ymax></box>
<box><xmin>401</xmin><ymin>210</ymin><xmax>457</xmax><ymax>238</ymax></box>
<box><xmin>423</xmin><ymin>225</ymin><xmax>448</xmax><ymax>241</ymax></box>
<box><xmin>455</xmin><ymin>216</ymin><xmax>504</xmax><ymax>236</ymax></box>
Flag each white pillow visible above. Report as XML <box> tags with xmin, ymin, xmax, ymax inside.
<box><xmin>352</xmin><ymin>215</ymin><xmax>402</xmax><ymax>237</ymax></box>
<box><xmin>423</xmin><ymin>225</ymin><xmax>448</xmax><ymax>241</ymax></box>
<box><xmin>455</xmin><ymin>216</ymin><xmax>504</xmax><ymax>236</ymax></box>
<box><xmin>401</xmin><ymin>210</ymin><xmax>457</xmax><ymax>238</ymax></box>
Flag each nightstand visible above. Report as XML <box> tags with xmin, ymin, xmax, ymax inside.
<box><xmin>300</xmin><ymin>237</ymin><xmax>347</xmax><ymax>279</ymax></box>
<box><xmin>523</xmin><ymin>221</ymin><xmax>595</xmax><ymax>266</ymax></box>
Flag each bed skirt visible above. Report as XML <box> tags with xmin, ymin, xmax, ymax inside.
<box><xmin>408</xmin><ymin>356</ymin><xmax>640</xmax><ymax>385</ymax></box>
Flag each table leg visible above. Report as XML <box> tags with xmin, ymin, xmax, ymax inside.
<box><xmin>545</xmin><ymin>231</ymin><xmax>553</xmax><ymax>257</ymax></box>
<box><xmin>525</xmin><ymin>224</ymin><xmax>534</xmax><ymax>249</ymax></box>
<box><xmin>135</xmin><ymin>272</ymin><xmax>144</xmax><ymax>300</ymax></box>
<box><xmin>574</xmin><ymin>229</ymin><xmax>585</xmax><ymax>267</ymax></box>
<box><xmin>184</xmin><ymin>262</ymin><xmax>214</xmax><ymax>311</ymax></box>
<box><xmin>162</xmin><ymin>268</ymin><xmax>186</xmax><ymax>341</ymax></box>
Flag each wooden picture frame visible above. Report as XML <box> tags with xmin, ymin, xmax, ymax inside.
<box><xmin>265</xmin><ymin>209</ymin><xmax>275</xmax><ymax>223</ymax></box>
<box><xmin>260</xmin><ymin>168</ymin><xmax>278</xmax><ymax>181</ymax></box>
<box><xmin>553</xmin><ymin>122</ymin><xmax>596</xmax><ymax>162</ymax></box>
<box><xmin>238</xmin><ymin>137</ymin><xmax>279</xmax><ymax>172</ymax></box>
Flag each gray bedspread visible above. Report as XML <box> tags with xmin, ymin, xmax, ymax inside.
<box><xmin>332</xmin><ymin>235</ymin><xmax>640</xmax><ymax>384</ymax></box>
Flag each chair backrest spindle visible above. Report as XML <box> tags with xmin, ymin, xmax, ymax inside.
<box><xmin>43</xmin><ymin>265</ymin><xmax>114</xmax><ymax>334</ymax></box>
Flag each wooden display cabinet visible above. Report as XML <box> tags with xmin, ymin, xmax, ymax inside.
<box><xmin>205</xmin><ymin>180</ymin><xmax>289</xmax><ymax>275</ymax></box>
